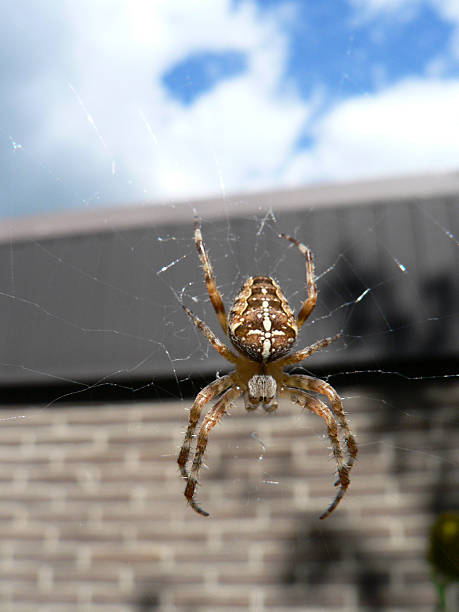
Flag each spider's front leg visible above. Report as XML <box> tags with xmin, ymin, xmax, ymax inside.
<box><xmin>280</xmin><ymin>385</ymin><xmax>350</xmax><ymax>519</ymax></box>
<box><xmin>177</xmin><ymin>375</ymin><xmax>234</xmax><ymax>483</ymax></box>
<box><xmin>185</xmin><ymin>385</ymin><xmax>244</xmax><ymax>517</ymax></box>
<box><xmin>286</xmin><ymin>374</ymin><xmax>358</xmax><ymax>473</ymax></box>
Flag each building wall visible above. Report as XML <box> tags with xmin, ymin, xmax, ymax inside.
<box><xmin>0</xmin><ymin>378</ymin><xmax>457</xmax><ymax>611</ymax></box>
<box><xmin>1</xmin><ymin>175</ymin><xmax>457</xmax><ymax>387</ymax></box>
<box><xmin>1</xmin><ymin>174</ymin><xmax>457</xmax><ymax>610</ymax></box>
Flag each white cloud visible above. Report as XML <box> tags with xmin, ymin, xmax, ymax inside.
<box><xmin>428</xmin><ymin>0</ymin><xmax>459</xmax><ymax>22</ymax></box>
<box><xmin>150</xmin><ymin>74</ymin><xmax>309</xmax><ymax>198</ymax></box>
<box><xmin>284</xmin><ymin>77</ymin><xmax>459</xmax><ymax>184</ymax></box>
<box><xmin>280</xmin><ymin>1</ymin><xmax>459</xmax><ymax>187</ymax></box>
<box><xmin>4</xmin><ymin>0</ymin><xmax>459</xmax><ymax>216</ymax></box>
<box><xmin>11</xmin><ymin>0</ymin><xmax>311</xmax><ymax>207</ymax></box>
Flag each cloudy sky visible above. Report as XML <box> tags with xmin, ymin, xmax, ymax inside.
<box><xmin>2</xmin><ymin>0</ymin><xmax>459</xmax><ymax>217</ymax></box>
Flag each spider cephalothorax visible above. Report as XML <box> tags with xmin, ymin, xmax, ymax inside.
<box><xmin>177</xmin><ymin>218</ymin><xmax>358</xmax><ymax>519</ymax></box>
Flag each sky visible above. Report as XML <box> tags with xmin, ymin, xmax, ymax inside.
<box><xmin>2</xmin><ymin>0</ymin><xmax>459</xmax><ymax>218</ymax></box>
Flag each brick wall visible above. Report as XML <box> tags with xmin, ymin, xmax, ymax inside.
<box><xmin>0</xmin><ymin>379</ymin><xmax>458</xmax><ymax>611</ymax></box>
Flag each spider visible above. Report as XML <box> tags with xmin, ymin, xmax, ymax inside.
<box><xmin>177</xmin><ymin>217</ymin><xmax>357</xmax><ymax>519</ymax></box>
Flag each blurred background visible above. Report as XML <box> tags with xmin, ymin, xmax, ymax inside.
<box><xmin>0</xmin><ymin>1</ymin><xmax>458</xmax><ymax>611</ymax></box>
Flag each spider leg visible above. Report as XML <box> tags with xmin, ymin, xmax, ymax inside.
<box><xmin>194</xmin><ymin>217</ymin><xmax>228</xmax><ymax>335</ymax></box>
<box><xmin>277</xmin><ymin>333</ymin><xmax>341</xmax><ymax>367</ymax></box>
<box><xmin>185</xmin><ymin>385</ymin><xmax>244</xmax><ymax>516</ymax></box>
<box><xmin>280</xmin><ymin>386</ymin><xmax>349</xmax><ymax>519</ymax></box>
<box><xmin>177</xmin><ymin>374</ymin><xmax>235</xmax><ymax>484</ymax></box>
<box><xmin>183</xmin><ymin>306</ymin><xmax>238</xmax><ymax>364</ymax></box>
<box><xmin>284</xmin><ymin>374</ymin><xmax>358</xmax><ymax>475</ymax></box>
<box><xmin>278</xmin><ymin>232</ymin><xmax>317</xmax><ymax>329</ymax></box>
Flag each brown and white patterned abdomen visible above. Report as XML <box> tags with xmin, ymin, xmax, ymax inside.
<box><xmin>228</xmin><ymin>276</ymin><xmax>298</xmax><ymax>362</ymax></box>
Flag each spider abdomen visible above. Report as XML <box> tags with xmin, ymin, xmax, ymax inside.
<box><xmin>228</xmin><ymin>276</ymin><xmax>298</xmax><ymax>362</ymax></box>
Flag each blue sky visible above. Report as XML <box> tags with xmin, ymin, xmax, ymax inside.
<box><xmin>164</xmin><ymin>1</ymin><xmax>457</xmax><ymax>104</ymax></box>
<box><xmin>2</xmin><ymin>0</ymin><xmax>459</xmax><ymax>217</ymax></box>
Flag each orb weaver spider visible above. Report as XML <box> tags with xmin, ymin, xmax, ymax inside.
<box><xmin>178</xmin><ymin>218</ymin><xmax>357</xmax><ymax>519</ymax></box>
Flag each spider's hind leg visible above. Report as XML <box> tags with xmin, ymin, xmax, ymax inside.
<box><xmin>278</xmin><ymin>232</ymin><xmax>317</xmax><ymax>329</ymax></box>
<box><xmin>182</xmin><ymin>306</ymin><xmax>238</xmax><ymax>364</ymax></box>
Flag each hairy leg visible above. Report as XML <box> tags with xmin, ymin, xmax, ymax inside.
<box><xmin>185</xmin><ymin>385</ymin><xmax>244</xmax><ymax>516</ymax></box>
<box><xmin>278</xmin><ymin>232</ymin><xmax>317</xmax><ymax>329</ymax></box>
<box><xmin>194</xmin><ymin>217</ymin><xmax>228</xmax><ymax>334</ymax></box>
<box><xmin>277</xmin><ymin>334</ymin><xmax>341</xmax><ymax>367</ymax></box>
<box><xmin>284</xmin><ymin>374</ymin><xmax>358</xmax><ymax>473</ymax></box>
<box><xmin>183</xmin><ymin>306</ymin><xmax>238</xmax><ymax>364</ymax></box>
<box><xmin>177</xmin><ymin>375</ymin><xmax>234</xmax><ymax>482</ymax></box>
<box><xmin>280</xmin><ymin>386</ymin><xmax>349</xmax><ymax>519</ymax></box>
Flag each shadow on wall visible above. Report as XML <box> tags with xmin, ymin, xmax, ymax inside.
<box><xmin>135</xmin><ymin>591</ymin><xmax>198</xmax><ymax>612</ymax></box>
<box><xmin>281</xmin><ymin>379</ymin><xmax>458</xmax><ymax>610</ymax></box>
<box><xmin>282</xmin><ymin>520</ymin><xmax>390</xmax><ymax>610</ymax></box>
<box><xmin>134</xmin><ymin>592</ymin><xmax>160</xmax><ymax>610</ymax></box>
<box><xmin>324</xmin><ymin>249</ymin><xmax>458</xmax><ymax>360</ymax></box>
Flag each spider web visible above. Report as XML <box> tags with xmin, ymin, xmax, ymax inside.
<box><xmin>1</xmin><ymin>194</ymin><xmax>456</xmax><ymax>427</ymax></box>
<box><xmin>0</xmin><ymin>8</ymin><xmax>459</xmax><ymax>611</ymax></box>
